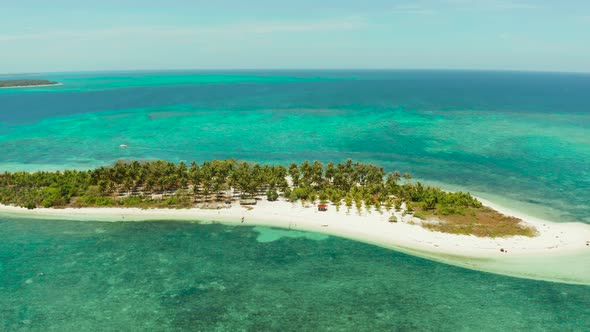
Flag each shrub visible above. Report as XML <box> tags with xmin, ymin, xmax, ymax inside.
<box><xmin>355</xmin><ymin>198</ymin><xmax>362</xmax><ymax>212</ymax></box>
<box><xmin>413</xmin><ymin>211</ymin><xmax>427</xmax><ymax>220</ymax></box>
<box><xmin>289</xmin><ymin>190</ymin><xmax>298</xmax><ymax>202</ymax></box>
<box><xmin>318</xmin><ymin>190</ymin><xmax>328</xmax><ymax>202</ymax></box>
<box><xmin>394</xmin><ymin>200</ymin><xmax>402</xmax><ymax>211</ymax></box>
<box><xmin>120</xmin><ymin>196</ymin><xmax>143</xmax><ymax>206</ymax></box>
<box><xmin>266</xmin><ymin>189</ymin><xmax>279</xmax><ymax>201</ymax></box>
<box><xmin>283</xmin><ymin>187</ymin><xmax>292</xmax><ymax>198</ymax></box>
<box><xmin>42</xmin><ymin>198</ymin><xmax>54</xmax><ymax>208</ymax></box>
<box><xmin>94</xmin><ymin>197</ymin><xmax>115</xmax><ymax>206</ymax></box>
<box><xmin>165</xmin><ymin>196</ymin><xmax>178</xmax><ymax>205</ymax></box>
<box><xmin>344</xmin><ymin>196</ymin><xmax>353</xmax><ymax>208</ymax></box>
<box><xmin>291</xmin><ymin>187</ymin><xmax>309</xmax><ymax>200</ymax></box>
<box><xmin>384</xmin><ymin>200</ymin><xmax>392</xmax><ymax>211</ymax></box>
<box><xmin>437</xmin><ymin>205</ymin><xmax>466</xmax><ymax>216</ymax></box>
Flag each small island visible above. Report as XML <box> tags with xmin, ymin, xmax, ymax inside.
<box><xmin>2</xmin><ymin>158</ymin><xmax>590</xmax><ymax>284</ymax></box>
<box><xmin>0</xmin><ymin>79</ymin><xmax>60</xmax><ymax>88</ymax></box>
<box><xmin>0</xmin><ymin>159</ymin><xmax>535</xmax><ymax>238</ymax></box>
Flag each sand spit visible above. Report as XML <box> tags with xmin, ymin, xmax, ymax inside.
<box><xmin>2</xmin><ymin>199</ymin><xmax>590</xmax><ymax>284</ymax></box>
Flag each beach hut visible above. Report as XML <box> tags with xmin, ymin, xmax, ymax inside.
<box><xmin>317</xmin><ymin>204</ymin><xmax>328</xmax><ymax>212</ymax></box>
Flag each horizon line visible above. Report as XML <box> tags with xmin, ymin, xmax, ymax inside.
<box><xmin>2</xmin><ymin>67</ymin><xmax>590</xmax><ymax>77</ymax></box>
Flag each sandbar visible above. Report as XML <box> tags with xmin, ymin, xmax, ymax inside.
<box><xmin>1</xmin><ymin>198</ymin><xmax>589</xmax><ymax>284</ymax></box>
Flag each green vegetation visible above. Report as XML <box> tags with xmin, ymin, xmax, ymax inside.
<box><xmin>420</xmin><ymin>207</ymin><xmax>538</xmax><ymax>238</ymax></box>
<box><xmin>0</xmin><ymin>159</ymin><xmax>536</xmax><ymax>237</ymax></box>
<box><xmin>0</xmin><ymin>79</ymin><xmax>59</xmax><ymax>88</ymax></box>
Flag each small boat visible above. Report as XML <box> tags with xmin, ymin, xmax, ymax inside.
<box><xmin>119</xmin><ymin>144</ymin><xmax>128</xmax><ymax>149</ymax></box>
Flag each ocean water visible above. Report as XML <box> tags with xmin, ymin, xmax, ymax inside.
<box><xmin>1</xmin><ymin>70</ymin><xmax>589</xmax><ymax>223</ymax></box>
<box><xmin>1</xmin><ymin>216</ymin><xmax>590</xmax><ymax>331</ymax></box>
<box><xmin>1</xmin><ymin>71</ymin><xmax>590</xmax><ymax>330</ymax></box>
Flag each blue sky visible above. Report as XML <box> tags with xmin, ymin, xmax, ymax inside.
<box><xmin>1</xmin><ymin>0</ymin><xmax>589</xmax><ymax>73</ymax></box>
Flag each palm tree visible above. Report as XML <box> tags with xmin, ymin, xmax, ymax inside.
<box><xmin>325</xmin><ymin>162</ymin><xmax>335</xmax><ymax>185</ymax></box>
<box><xmin>200</xmin><ymin>162</ymin><xmax>214</xmax><ymax>202</ymax></box>
<box><xmin>310</xmin><ymin>161</ymin><xmax>324</xmax><ymax>189</ymax></box>
<box><xmin>177</xmin><ymin>161</ymin><xmax>189</xmax><ymax>189</ymax></box>
<box><xmin>288</xmin><ymin>162</ymin><xmax>300</xmax><ymax>187</ymax></box>
<box><xmin>232</xmin><ymin>162</ymin><xmax>251</xmax><ymax>198</ymax></box>
<box><xmin>189</xmin><ymin>161</ymin><xmax>201</xmax><ymax>197</ymax></box>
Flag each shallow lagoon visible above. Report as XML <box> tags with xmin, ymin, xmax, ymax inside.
<box><xmin>1</xmin><ymin>216</ymin><xmax>590</xmax><ymax>331</ymax></box>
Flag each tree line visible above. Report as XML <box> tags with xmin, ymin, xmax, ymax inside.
<box><xmin>0</xmin><ymin>159</ymin><xmax>481</xmax><ymax>215</ymax></box>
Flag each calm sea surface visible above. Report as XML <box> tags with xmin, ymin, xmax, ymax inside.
<box><xmin>1</xmin><ymin>70</ymin><xmax>588</xmax><ymax>222</ymax></box>
<box><xmin>1</xmin><ymin>71</ymin><xmax>589</xmax><ymax>330</ymax></box>
<box><xmin>1</xmin><ymin>217</ymin><xmax>590</xmax><ymax>331</ymax></box>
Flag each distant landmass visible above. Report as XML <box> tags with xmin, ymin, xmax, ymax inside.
<box><xmin>0</xmin><ymin>79</ymin><xmax>59</xmax><ymax>88</ymax></box>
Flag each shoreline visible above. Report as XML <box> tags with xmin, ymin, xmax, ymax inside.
<box><xmin>2</xmin><ymin>199</ymin><xmax>590</xmax><ymax>285</ymax></box>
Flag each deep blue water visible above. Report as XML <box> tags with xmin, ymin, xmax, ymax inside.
<box><xmin>2</xmin><ymin>70</ymin><xmax>590</xmax><ymax>126</ymax></box>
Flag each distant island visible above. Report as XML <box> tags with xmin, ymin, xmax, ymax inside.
<box><xmin>0</xmin><ymin>159</ymin><xmax>536</xmax><ymax>238</ymax></box>
<box><xmin>0</xmin><ymin>79</ymin><xmax>60</xmax><ymax>88</ymax></box>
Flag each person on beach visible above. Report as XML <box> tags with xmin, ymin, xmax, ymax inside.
<box><xmin>241</xmin><ymin>217</ymin><xmax>244</xmax><ymax>223</ymax></box>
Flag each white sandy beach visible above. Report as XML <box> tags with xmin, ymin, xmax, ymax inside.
<box><xmin>2</xmin><ymin>199</ymin><xmax>590</xmax><ymax>284</ymax></box>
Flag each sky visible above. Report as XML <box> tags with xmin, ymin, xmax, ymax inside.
<box><xmin>1</xmin><ymin>0</ymin><xmax>590</xmax><ymax>73</ymax></box>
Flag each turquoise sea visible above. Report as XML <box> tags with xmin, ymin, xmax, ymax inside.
<box><xmin>1</xmin><ymin>70</ymin><xmax>590</xmax><ymax>330</ymax></box>
<box><xmin>1</xmin><ymin>70</ymin><xmax>589</xmax><ymax>223</ymax></box>
<box><xmin>1</xmin><ymin>217</ymin><xmax>590</xmax><ymax>331</ymax></box>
